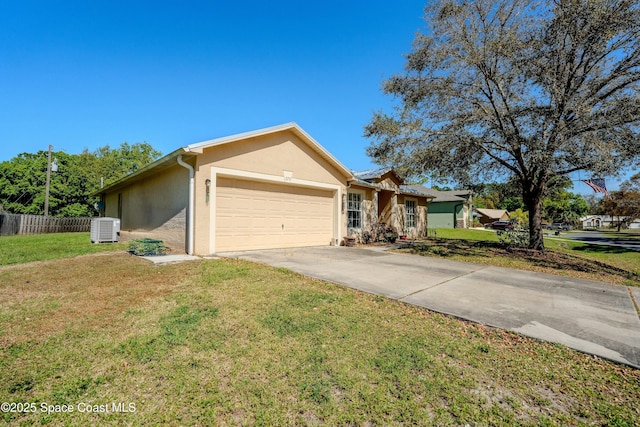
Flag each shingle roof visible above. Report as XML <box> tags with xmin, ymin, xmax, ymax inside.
<box><xmin>475</xmin><ymin>208</ymin><xmax>509</xmax><ymax>219</ymax></box>
<box><xmin>350</xmin><ymin>170</ymin><xmax>433</xmax><ymax>198</ymax></box>
<box><xmin>405</xmin><ymin>185</ymin><xmax>471</xmax><ymax>203</ymax></box>
<box><xmin>352</xmin><ymin>168</ymin><xmax>403</xmax><ymax>183</ymax></box>
<box><xmin>400</xmin><ymin>185</ymin><xmax>433</xmax><ymax>197</ymax></box>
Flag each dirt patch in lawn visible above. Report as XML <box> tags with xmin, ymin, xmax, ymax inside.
<box><xmin>0</xmin><ymin>252</ymin><xmax>203</xmax><ymax>346</ymax></box>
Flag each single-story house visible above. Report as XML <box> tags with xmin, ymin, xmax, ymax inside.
<box><xmin>581</xmin><ymin>215</ymin><xmax>640</xmax><ymax>229</ymax></box>
<box><xmin>95</xmin><ymin>123</ymin><xmax>433</xmax><ymax>255</ymax></box>
<box><xmin>406</xmin><ymin>186</ymin><xmax>473</xmax><ymax>228</ymax></box>
<box><xmin>347</xmin><ymin>169</ymin><xmax>433</xmax><ymax>241</ymax></box>
<box><xmin>474</xmin><ymin>208</ymin><xmax>510</xmax><ymax>225</ymax></box>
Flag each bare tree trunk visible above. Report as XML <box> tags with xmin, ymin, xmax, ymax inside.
<box><xmin>524</xmin><ymin>181</ymin><xmax>545</xmax><ymax>251</ymax></box>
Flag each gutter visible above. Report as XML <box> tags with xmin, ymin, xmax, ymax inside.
<box><xmin>177</xmin><ymin>155</ymin><xmax>195</xmax><ymax>255</ymax></box>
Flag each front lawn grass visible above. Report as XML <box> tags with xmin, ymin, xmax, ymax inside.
<box><xmin>399</xmin><ymin>229</ymin><xmax>640</xmax><ymax>287</ymax></box>
<box><xmin>1</xmin><ymin>253</ymin><xmax>639</xmax><ymax>426</ymax></box>
<box><xmin>546</xmin><ymin>238</ymin><xmax>640</xmax><ymax>284</ymax></box>
<box><xmin>0</xmin><ymin>232</ymin><xmax>126</xmax><ymax>266</ymax></box>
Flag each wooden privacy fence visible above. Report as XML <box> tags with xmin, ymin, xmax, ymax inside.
<box><xmin>0</xmin><ymin>213</ymin><xmax>92</xmax><ymax>236</ymax></box>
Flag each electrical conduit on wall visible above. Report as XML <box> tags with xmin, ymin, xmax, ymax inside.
<box><xmin>177</xmin><ymin>155</ymin><xmax>194</xmax><ymax>255</ymax></box>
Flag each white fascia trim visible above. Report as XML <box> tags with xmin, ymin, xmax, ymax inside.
<box><xmin>188</xmin><ymin>123</ymin><xmax>298</xmax><ymax>151</ymax></box>
<box><xmin>185</xmin><ymin>122</ymin><xmax>353</xmax><ymax>179</ymax></box>
<box><xmin>209</xmin><ymin>166</ymin><xmax>343</xmax><ymax>254</ymax></box>
<box><xmin>213</xmin><ymin>167</ymin><xmax>342</xmax><ymax>191</ymax></box>
<box><xmin>289</xmin><ymin>125</ymin><xmax>353</xmax><ymax>179</ymax></box>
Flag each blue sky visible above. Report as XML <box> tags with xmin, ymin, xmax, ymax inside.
<box><xmin>0</xmin><ymin>1</ymin><xmax>633</xmax><ymax>193</ymax></box>
<box><xmin>0</xmin><ymin>1</ymin><xmax>425</xmax><ymax>169</ymax></box>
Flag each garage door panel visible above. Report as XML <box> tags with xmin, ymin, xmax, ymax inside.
<box><xmin>215</xmin><ymin>177</ymin><xmax>334</xmax><ymax>252</ymax></box>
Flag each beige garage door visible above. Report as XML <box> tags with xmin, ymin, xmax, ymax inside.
<box><xmin>215</xmin><ymin>177</ymin><xmax>334</xmax><ymax>252</ymax></box>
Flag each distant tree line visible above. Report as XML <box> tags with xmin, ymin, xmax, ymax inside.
<box><xmin>0</xmin><ymin>143</ymin><xmax>161</xmax><ymax>217</ymax></box>
<box><xmin>596</xmin><ymin>173</ymin><xmax>640</xmax><ymax>230</ymax></box>
<box><xmin>459</xmin><ymin>173</ymin><xmax>640</xmax><ymax>230</ymax></box>
<box><xmin>468</xmin><ymin>177</ymin><xmax>589</xmax><ymax>228</ymax></box>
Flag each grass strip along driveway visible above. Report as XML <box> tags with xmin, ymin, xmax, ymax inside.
<box><xmin>1</xmin><ymin>234</ymin><xmax>639</xmax><ymax>425</ymax></box>
<box><xmin>398</xmin><ymin>229</ymin><xmax>640</xmax><ymax>288</ymax></box>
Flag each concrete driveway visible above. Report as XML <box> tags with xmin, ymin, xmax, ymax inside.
<box><xmin>221</xmin><ymin>246</ymin><xmax>640</xmax><ymax>368</ymax></box>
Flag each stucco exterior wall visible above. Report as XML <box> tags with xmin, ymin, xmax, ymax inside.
<box><xmin>397</xmin><ymin>195</ymin><xmax>428</xmax><ymax>238</ymax></box>
<box><xmin>417</xmin><ymin>198</ymin><xmax>428</xmax><ymax>237</ymax></box>
<box><xmin>346</xmin><ymin>185</ymin><xmax>428</xmax><ymax>242</ymax></box>
<box><xmin>192</xmin><ymin>130</ymin><xmax>349</xmax><ymax>254</ymax></box>
<box><xmin>459</xmin><ymin>204</ymin><xmax>471</xmax><ymax>228</ymax></box>
<box><xmin>377</xmin><ymin>191</ymin><xmax>394</xmax><ymax>224</ymax></box>
<box><xmin>346</xmin><ymin>185</ymin><xmax>376</xmax><ymax>237</ymax></box>
<box><xmin>104</xmin><ymin>165</ymin><xmax>189</xmax><ymax>249</ymax></box>
<box><xmin>195</xmin><ymin>131</ymin><xmax>347</xmax><ymax>183</ymax></box>
<box><xmin>378</xmin><ymin>176</ymin><xmax>399</xmax><ymax>191</ymax></box>
<box><xmin>104</xmin><ymin>192</ymin><xmax>119</xmax><ymax>219</ymax></box>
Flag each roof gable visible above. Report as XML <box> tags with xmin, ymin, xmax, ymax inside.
<box><xmin>186</xmin><ymin>122</ymin><xmax>352</xmax><ymax>178</ymax></box>
<box><xmin>475</xmin><ymin>208</ymin><xmax>509</xmax><ymax>219</ymax></box>
<box><xmin>353</xmin><ymin>168</ymin><xmax>405</xmax><ymax>185</ymax></box>
<box><xmin>350</xmin><ymin>170</ymin><xmax>434</xmax><ymax>199</ymax></box>
<box><xmin>96</xmin><ymin>123</ymin><xmax>353</xmax><ymax>194</ymax></box>
<box><xmin>405</xmin><ymin>185</ymin><xmax>472</xmax><ymax>203</ymax></box>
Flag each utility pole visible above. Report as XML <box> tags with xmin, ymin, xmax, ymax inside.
<box><xmin>44</xmin><ymin>145</ymin><xmax>52</xmax><ymax>217</ymax></box>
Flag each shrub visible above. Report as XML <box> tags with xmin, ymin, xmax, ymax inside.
<box><xmin>510</xmin><ymin>208</ymin><xmax>529</xmax><ymax>230</ymax></box>
<box><xmin>497</xmin><ymin>230</ymin><xmax>529</xmax><ymax>248</ymax></box>
<box><xmin>429</xmin><ymin>246</ymin><xmax>450</xmax><ymax>256</ymax></box>
<box><xmin>384</xmin><ymin>227</ymin><xmax>398</xmax><ymax>243</ymax></box>
<box><xmin>362</xmin><ymin>222</ymin><xmax>398</xmax><ymax>243</ymax></box>
<box><xmin>128</xmin><ymin>238</ymin><xmax>167</xmax><ymax>256</ymax></box>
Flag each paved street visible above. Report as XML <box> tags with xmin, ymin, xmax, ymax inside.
<box><xmin>556</xmin><ymin>231</ymin><xmax>640</xmax><ymax>252</ymax></box>
<box><xmin>222</xmin><ymin>246</ymin><xmax>640</xmax><ymax>368</ymax></box>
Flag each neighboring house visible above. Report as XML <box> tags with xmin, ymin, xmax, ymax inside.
<box><xmin>474</xmin><ymin>208</ymin><xmax>510</xmax><ymax>225</ymax></box>
<box><xmin>581</xmin><ymin>215</ymin><xmax>640</xmax><ymax>229</ymax></box>
<box><xmin>348</xmin><ymin>169</ymin><xmax>433</xmax><ymax>241</ymax></box>
<box><xmin>406</xmin><ymin>186</ymin><xmax>473</xmax><ymax>228</ymax></box>
<box><xmin>95</xmin><ymin>123</ymin><xmax>432</xmax><ymax>255</ymax></box>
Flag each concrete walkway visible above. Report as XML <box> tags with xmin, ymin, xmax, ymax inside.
<box><xmin>221</xmin><ymin>246</ymin><xmax>640</xmax><ymax>368</ymax></box>
<box><xmin>141</xmin><ymin>254</ymin><xmax>202</xmax><ymax>264</ymax></box>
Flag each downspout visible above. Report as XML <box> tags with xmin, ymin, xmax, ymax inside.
<box><xmin>177</xmin><ymin>155</ymin><xmax>195</xmax><ymax>255</ymax></box>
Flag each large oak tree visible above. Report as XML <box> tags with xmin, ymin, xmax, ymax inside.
<box><xmin>365</xmin><ymin>0</ymin><xmax>640</xmax><ymax>249</ymax></box>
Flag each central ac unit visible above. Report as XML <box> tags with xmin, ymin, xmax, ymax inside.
<box><xmin>90</xmin><ymin>217</ymin><xmax>121</xmax><ymax>243</ymax></box>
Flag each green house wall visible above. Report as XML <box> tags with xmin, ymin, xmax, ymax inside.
<box><xmin>428</xmin><ymin>202</ymin><xmax>464</xmax><ymax>228</ymax></box>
